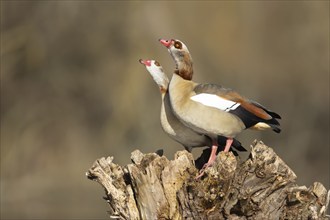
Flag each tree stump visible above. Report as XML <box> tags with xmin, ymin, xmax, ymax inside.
<box><xmin>86</xmin><ymin>140</ymin><xmax>329</xmax><ymax>219</ymax></box>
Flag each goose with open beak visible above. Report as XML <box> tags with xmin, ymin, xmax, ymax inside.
<box><xmin>159</xmin><ymin>39</ymin><xmax>281</xmax><ymax>174</ymax></box>
<box><xmin>139</xmin><ymin>59</ymin><xmax>246</xmax><ymax>156</ymax></box>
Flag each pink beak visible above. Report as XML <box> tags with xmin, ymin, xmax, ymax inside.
<box><xmin>159</xmin><ymin>39</ymin><xmax>172</xmax><ymax>48</ymax></box>
<box><xmin>139</xmin><ymin>59</ymin><xmax>151</xmax><ymax>67</ymax></box>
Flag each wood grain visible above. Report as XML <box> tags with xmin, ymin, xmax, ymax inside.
<box><xmin>86</xmin><ymin>140</ymin><xmax>329</xmax><ymax>219</ymax></box>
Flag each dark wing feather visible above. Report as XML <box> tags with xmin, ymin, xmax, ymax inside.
<box><xmin>250</xmin><ymin>100</ymin><xmax>281</xmax><ymax>119</ymax></box>
<box><xmin>194</xmin><ymin>83</ymin><xmax>281</xmax><ymax>132</ymax></box>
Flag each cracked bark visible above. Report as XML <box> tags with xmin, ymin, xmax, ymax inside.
<box><xmin>86</xmin><ymin>140</ymin><xmax>329</xmax><ymax>219</ymax></box>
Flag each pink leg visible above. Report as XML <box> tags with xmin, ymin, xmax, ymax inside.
<box><xmin>195</xmin><ymin>142</ymin><xmax>218</xmax><ymax>179</ymax></box>
<box><xmin>205</xmin><ymin>145</ymin><xmax>218</xmax><ymax>165</ymax></box>
<box><xmin>224</xmin><ymin>138</ymin><xmax>233</xmax><ymax>152</ymax></box>
<box><xmin>196</xmin><ymin>138</ymin><xmax>234</xmax><ymax>179</ymax></box>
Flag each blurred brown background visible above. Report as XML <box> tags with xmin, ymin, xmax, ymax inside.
<box><xmin>1</xmin><ymin>1</ymin><xmax>329</xmax><ymax>219</ymax></box>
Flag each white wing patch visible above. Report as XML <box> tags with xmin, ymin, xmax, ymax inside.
<box><xmin>190</xmin><ymin>93</ymin><xmax>240</xmax><ymax>112</ymax></box>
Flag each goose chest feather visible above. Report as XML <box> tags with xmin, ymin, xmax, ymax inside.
<box><xmin>169</xmin><ymin>73</ymin><xmax>245</xmax><ymax>138</ymax></box>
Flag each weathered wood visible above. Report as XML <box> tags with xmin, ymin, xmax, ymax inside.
<box><xmin>86</xmin><ymin>140</ymin><xmax>329</xmax><ymax>219</ymax></box>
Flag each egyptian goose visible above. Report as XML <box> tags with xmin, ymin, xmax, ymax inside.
<box><xmin>159</xmin><ymin>39</ymin><xmax>281</xmax><ymax>171</ymax></box>
<box><xmin>139</xmin><ymin>59</ymin><xmax>246</xmax><ymax>154</ymax></box>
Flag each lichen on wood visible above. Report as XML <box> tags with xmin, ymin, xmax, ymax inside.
<box><xmin>86</xmin><ymin>140</ymin><xmax>329</xmax><ymax>219</ymax></box>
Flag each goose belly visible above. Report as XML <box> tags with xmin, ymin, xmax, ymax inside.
<box><xmin>175</xmin><ymin>101</ymin><xmax>245</xmax><ymax>138</ymax></box>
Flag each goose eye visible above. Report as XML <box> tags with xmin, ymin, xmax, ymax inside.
<box><xmin>174</xmin><ymin>41</ymin><xmax>182</xmax><ymax>49</ymax></box>
<box><xmin>154</xmin><ymin>61</ymin><xmax>161</xmax><ymax>66</ymax></box>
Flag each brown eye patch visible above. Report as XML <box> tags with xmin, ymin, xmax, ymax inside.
<box><xmin>154</xmin><ymin>61</ymin><xmax>161</xmax><ymax>66</ymax></box>
<box><xmin>174</xmin><ymin>41</ymin><xmax>182</xmax><ymax>49</ymax></box>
